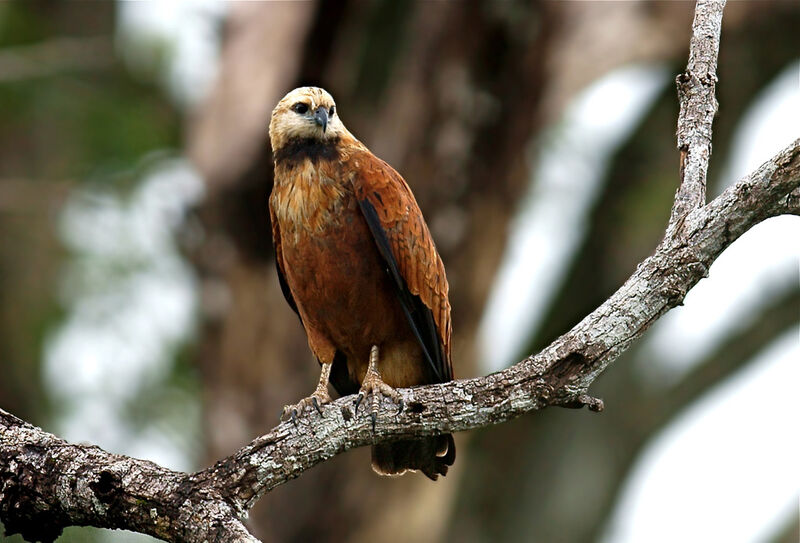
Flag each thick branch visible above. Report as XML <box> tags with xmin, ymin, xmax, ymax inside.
<box><xmin>0</xmin><ymin>410</ymin><xmax>259</xmax><ymax>543</ymax></box>
<box><xmin>3</xmin><ymin>138</ymin><xmax>796</xmax><ymax>542</ymax></box>
<box><xmin>671</xmin><ymin>0</ymin><xmax>725</xmax><ymax>225</ymax></box>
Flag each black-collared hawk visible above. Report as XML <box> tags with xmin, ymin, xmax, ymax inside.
<box><xmin>268</xmin><ymin>86</ymin><xmax>454</xmax><ymax>479</ymax></box>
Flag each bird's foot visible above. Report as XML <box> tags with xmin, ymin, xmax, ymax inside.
<box><xmin>280</xmin><ymin>388</ymin><xmax>332</xmax><ymax>423</ymax></box>
<box><xmin>280</xmin><ymin>362</ymin><xmax>333</xmax><ymax>422</ymax></box>
<box><xmin>355</xmin><ymin>345</ymin><xmax>403</xmax><ymax>431</ymax></box>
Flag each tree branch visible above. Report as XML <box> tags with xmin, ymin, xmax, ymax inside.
<box><xmin>209</xmin><ymin>137</ymin><xmax>799</xmax><ymax>513</ymax></box>
<box><xmin>671</xmin><ymin>0</ymin><xmax>725</xmax><ymax>226</ymax></box>
<box><xmin>3</xmin><ymin>2</ymin><xmax>799</xmax><ymax>542</ymax></box>
<box><xmin>3</xmin><ymin>137</ymin><xmax>798</xmax><ymax>542</ymax></box>
<box><xmin>0</xmin><ymin>409</ymin><xmax>259</xmax><ymax>543</ymax></box>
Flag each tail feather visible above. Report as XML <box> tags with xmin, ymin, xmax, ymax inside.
<box><xmin>371</xmin><ymin>434</ymin><xmax>455</xmax><ymax>480</ymax></box>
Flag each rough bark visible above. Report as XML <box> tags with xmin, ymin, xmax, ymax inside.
<box><xmin>3</xmin><ymin>2</ymin><xmax>798</xmax><ymax>542</ymax></box>
<box><xmin>0</xmin><ymin>409</ymin><xmax>257</xmax><ymax>543</ymax></box>
<box><xmin>671</xmin><ymin>0</ymin><xmax>725</xmax><ymax>225</ymax></box>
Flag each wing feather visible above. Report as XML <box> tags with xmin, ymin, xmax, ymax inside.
<box><xmin>352</xmin><ymin>154</ymin><xmax>453</xmax><ymax>383</ymax></box>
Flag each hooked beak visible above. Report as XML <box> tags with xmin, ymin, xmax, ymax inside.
<box><xmin>314</xmin><ymin>107</ymin><xmax>328</xmax><ymax>133</ymax></box>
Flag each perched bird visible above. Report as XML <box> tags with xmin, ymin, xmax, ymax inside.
<box><xmin>268</xmin><ymin>86</ymin><xmax>455</xmax><ymax>479</ymax></box>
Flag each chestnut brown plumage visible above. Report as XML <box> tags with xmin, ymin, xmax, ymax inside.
<box><xmin>268</xmin><ymin>87</ymin><xmax>455</xmax><ymax>479</ymax></box>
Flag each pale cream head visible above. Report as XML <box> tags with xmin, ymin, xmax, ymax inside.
<box><xmin>269</xmin><ymin>87</ymin><xmax>351</xmax><ymax>151</ymax></box>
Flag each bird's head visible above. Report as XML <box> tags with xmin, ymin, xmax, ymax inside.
<box><xmin>269</xmin><ymin>86</ymin><xmax>349</xmax><ymax>151</ymax></box>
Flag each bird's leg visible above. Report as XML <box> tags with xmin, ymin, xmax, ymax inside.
<box><xmin>355</xmin><ymin>345</ymin><xmax>403</xmax><ymax>430</ymax></box>
<box><xmin>280</xmin><ymin>362</ymin><xmax>333</xmax><ymax>422</ymax></box>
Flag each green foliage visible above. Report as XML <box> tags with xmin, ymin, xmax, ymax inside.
<box><xmin>0</xmin><ymin>1</ymin><xmax>52</xmax><ymax>48</ymax></box>
<box><xmin>0</xmin><ymin>70</ymin><xmax>179</xmax><ymax>182</ymax></box>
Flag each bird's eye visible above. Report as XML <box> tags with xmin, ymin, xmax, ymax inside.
<box><xmin>292</xmin><ymin>103</ymin><xmax>309</xmax><ymax>114</ymax></box>
<box><xmin>329</xmin><ymin>106</ymin><xmax>335</xmax><ymax>117</ymax></box>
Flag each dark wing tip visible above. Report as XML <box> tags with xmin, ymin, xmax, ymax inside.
<box><xmin>357</xmin><ymin>197</ymin><xmax>446</xmax><ymax>383</ymax></box>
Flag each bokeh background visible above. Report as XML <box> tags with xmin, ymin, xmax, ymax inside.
<box><xmin>0</xmin><ymin>1</ymin><xmax>798</xmax><ymax>542</ymax></box>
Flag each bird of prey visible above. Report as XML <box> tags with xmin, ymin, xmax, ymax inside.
<box><xmin>268</xmin><ymin>86</ymin><xmax>455</xmax><ymax>479</ymax></box>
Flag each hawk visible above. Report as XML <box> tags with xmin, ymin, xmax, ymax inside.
<box><xmin>269</xmin><ymin>87</ymin><xmax>455</xmax><ymax>479</ymax></box>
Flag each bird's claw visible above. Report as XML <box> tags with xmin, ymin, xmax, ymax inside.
<box><xmin>280</xmin><ymin>389</ymin><xmax>332</xmax><ymax>423</ymax></box>
<box><xmin>355</xmin><ymin>372</ymin><xmax>403</xmax><ymax>431</ymax></box>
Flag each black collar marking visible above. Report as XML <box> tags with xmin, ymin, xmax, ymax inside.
<box><xmin>273</xmin><ymin>137</ymin><xmax>340</xmax><ymax>166</ymax></box>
